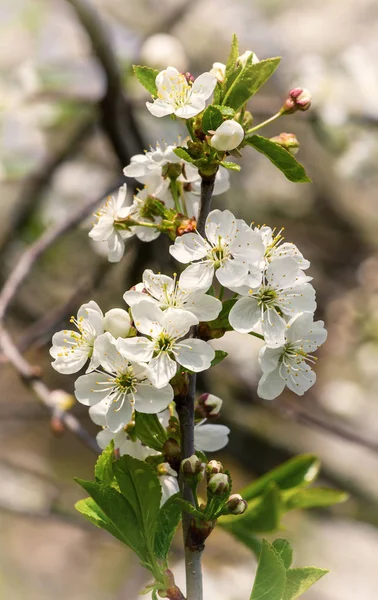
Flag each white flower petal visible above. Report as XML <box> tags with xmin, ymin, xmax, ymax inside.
<box><xmin>106</xmin><ymin>397</ymin><xmax>133</xmax><ymax>433</ymax></box>
<box><xmin>160</xmin><ymin>474</ymin><xmax>179</xmax><ymax>506</ymax></box>
<box><xmin>258</xmin><ymin>345</ymin><xmax>282</xmax><ymax>373</ymax></box>
<box><xmin>262</xmin><ymin>308</ymin><xmax>287</xmax><ymax>348</ymax></box>
<box><xmin>148</xmin><ymin>353</ymin><xmax>177</xmax><ymax>388</ymax></box>
<box><xmin>89</xmin><ymin>399</ymin><xmax>108</xmax><ymax>426</ymax></box>
<box><xmin>134</xmin><ymin>381</ymin><xmax>173</xmax><ymax>413</ymax></box>
<box><xmin>286</xmin><ymin>362</ymin><xmax>316</xmax><ymax>396</ymax></box>
<box><xmin>191</xmin><ymin>72</ymin><xmax>217</xmax><ymax>100</ymax></box>
<box><xmin>170</xmin><ymin>233</ymin><xmax>209</xmax><ymax>263</ymax></box>
<box><xmin>194</xmin><ymin>423</ymin><xmax>230</xmax><ymax>452</ymax></box>
<box><xmin>131</xmin><ymin>301</ymin><xmax>164</xmax><ymax>336</ymax></box>
<box><xmin>116</xmin><ymin>336</ymin><xmax>154</xmax><ymax>363</ymax></box>
<box><xmin>184</xmin><ymin>292</ymin><xmax>222</xmax><ymax>321</ymax></box>
<box><xmin>107</xmin><ymin>230</ymin><xmax>125</xmax><ymax>262</ymax></box>
<box><xmin>146</xmin><ymin>99</ymin><xmax>175</xmax><ymax>118</ymax></box>
<box><xmin>161</xmin><ymin>307</ymin><xmax>198</xmax><ymax>339</ymax></box>
<box><xmin>175</xmin><ymin>97</ymin><xmax>206</xmax><ymax>118</ymax></box>
<box><xmin>229</xmin><ymin>297</ymin><xmax>260</xmax><ymax>333</ymax></box>
<box><xmin>143</xmin><ymin>269</ymin><xmax>174</xmax><ymax>302</ymax></box>
<box><xmin>257</xmin><ymin>368</ymin><xmax>286</xmax><ymax>400</ymax></box>
<box><xmin>180</xmin><ymin>262</ymin><xmax>214</xmax><ymax>290</ymax></box>
<box><xmin>216</xmin><ymin>260</ymin><xmax>249</xmax><ymax>288</ymax></box>
<box><xmin>266</xmin><ymin>257</ymin><xmax>301</xmax><ymax>289</ymax></box>
<box><xmin>74</xmin><ymin>372</ymin><xmax>112</xmax><ymax>406</ymax></box>
<box><xmin>205</xmin><ymin>209</ymin><xmax>237</xmax><ymax>246</ymax></box>
<box><xmin>175</xmin><ymin>338</ymin><xmax>215</xmax><ymax>372</ymax></box>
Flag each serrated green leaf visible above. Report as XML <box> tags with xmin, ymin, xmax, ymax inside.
<box><xmin>240</xmin><ymin>454</ymin><xmax>320</xmax><ymax>502</ymax></box>
<box><xmin>224</xmin><ymin>57</ymin><xmax>281</xmax><ymax>111</ymax></box>
<box><xmin>213</xmin><ymin>105</ymin><xmax>236</xmax><ymax>118</ymax></box>
<box><xmin>250</xmin><ymin>540</ymin><xmax>286</xmax><ymax>600</ymax></box>
<box><xmin>211</xmin><ymin>350</ymin><xmax>228</xmax><ymax>367</ymax></box>
<box><xmin>244</xmin><ymin>135</ymin><xmax>311</xmax><ymax>183</ymax></box>
<box><xmin>175</xmin><ymin>497</ymin><xmax>207</xmax><ymax>521</ymax></box>
<box><xmin>173</xmin><ymin>146</ymin><xmax>195</xmax><ymax>163</ymax></box>
<box><xmin>134</xmin><ymin>412</ymin><xmax>168</xmax><ymax>451</ymax></box>
<box><xmin>95</xmin><ymin>441</ymin><xmax>114</xmax><ymax>485</ymax></box>
<box><xmin>221</xmin><ymin>483</ymin><xmax>280</xmax><ymax>536</ymax></box>
<box><xmin>133</xmin><ymin>65</ymin><xmax>159</xmax><ymax>96</ymax></box>
<box><xmin>283</xmin><ymin>567</ymin><xmax>328</xmax><ymax>600</ymax></box>
<box><xmin>202</xmin><ymin>105</ymin><xmax>224</xmax><ymax>133</ymax></box>
<box><xmin>154</xmin><ymin>493</ymin><xmax>182</xmax><ymax>561</ymax></box>
<box><xmin>75</xmin><ymin>479</ymin><xmax>147</xmax><ymax>559</ymax></box>
<box><xmin>113</xmin><ymin>456</ymin><xmax>161</xmax><ymax>548</ymax></box>
<box><xmin>213</xmin><ymin>82</ymin><xmax>223</xmax><ymax>105</ymax></box>
<box><xmin>219</xmin><ymin>161</ymin><xmax>241</xmax><ymax>171</ymax></box>
<box><xmin>208</xmin><ymin>298</ymin><xmax>237</xmax><ymax>331</ymax></box>
<box><xmin>272</xmin><ymin>539</ymin><xmax>293</xmax><ymax>569</ymax></box>
<box><xmin>225</xmin><ymin>33</ymin><xmax>239</xmax><ymax>81</ymax></box>
<box><xmin>282</xmin><ymin>487</ymin><xmax>348</xmax><ymax>511</ymax></box>
<box><xmin>75</xmin><ymin>497</ymin><xmax>125</xmax><ymax>544</ymax></box>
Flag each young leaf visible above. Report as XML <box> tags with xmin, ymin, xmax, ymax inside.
<box><xmin>283</xmin><ymin>567</ymin><xmax>328</xmax><ymax>600</ymax></box>
<box><xmin>113</xmin><ymin>456</ymin><xmax>162</xmax><ymax>548</ymax></box>
<box><xmin>75</xmin><ymin>479</ymin><xmax>147</xmax><ymax>560</ymax></box>
<box><xmin>154</xmin><ymin>493</ymin><xmax>182</xmax><ymax>561</ymax></box>
<box><xmin>240</xmin><ymin>454</ymin><xmax>320</xmax><ymax>502</ymax></box>
<box><xmin>134</xmin><ymin>412</ymin><xmax>168</xmax><ymax>451</ymax></box>
<box><xmin>282</xmin><ymin>487</ymin><xmax>348</xmax><ymax>511</ymax></box>
<box><xmin>224</xmin><ymin>57</ymin><xmax>281</xmax><ymax>112</ymax></box>
<box><xmin>225</xmin><ymin>33</ymin><xmax>239</xmax><ymax>81</ymax></box>
<box><xmin>95</xmin><ymin>441</ymin><xmax>114</xmax><ymax>485</ymax></box>
<box><xmin>133</xmin><ymin>65</ymin><xmax>159</xmax><ymax>96</ymax></box>
<box><xmin>272</xmin><ymin>539</ymin><xmax>293</xmax><ymax>569</ymax></box>
<box><xmin>211</xmin><ymin>350</ymin><xmax>228</xmax><ymax>367</ymax></box>
<box><xmin>202</xmin><ymin>105</ymin><xmax>224</xmax><ymax>133</ymax></box>
<box><xmin>213</xmin><ymin>105</ymin><xmax>236</xmax><ymax>118</ymax></box>
<box><xmin>75</xmin><ymin>497</ymin><xmax>125</xmax><ymax>544</ymax></box>
<box><xmin>250</xmin><ymin>540</ymin><xmax>286</xmax><ymax>600</ymax></box>
<box><xmin>220</xmin><ymin>483</ymin><xmax>281</xmax><ymax>536</ymax></box>
<box><xmin>173</xmin><ymin>146</ymin><xmax>196</xmax><ymax>163</ymax></box>
<box><xmin>244</xmin><ymin>135</ymin><xmax>311</xmax><ymax>183</ymax></box>
<box><xmin>219</xmin><ymin>161</ymin><xmax>241</xmax><ymax>171</ymax></box>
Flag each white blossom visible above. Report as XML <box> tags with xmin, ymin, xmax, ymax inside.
<box><xmin>146</xmin><ymin>66</ymin><xmax>216</xmax><ymax>119</ymax></box>
<box><xmin>89</xmin><ymin>184</ymin><xmax>134</xmax><ymax>262</ymax></box>
<box><xmin>237</xmin><ymin>50</ymin><xmax>259</xmax><ymax>67</ymax></box>
<box><xmin>103</xmin><ymin>308</ymin><xmax>131</xmax><ymax>338</ymax></box>
<box><xmin>123</xmin><ymin>142</ymin><xmax>182</xmax><ymax>183</ymax></box>
<box><xmin>116</xmin><ymin>302</ymin><xmax>215</xmax><ymax>388</ymax></box>
<box><xmin>74</xmin><ymin>333</ymin><xmax>173</xmax><ymax>432</ymax></box>
<box><xmin>194</xmin><ymin>421</ymin><xmax>230</xmax><ymax>452</ymax></box>
<box><xmin>50</xmin><ymin>301</ymin><xmax>104</xmax><ymax>374</ymax></box>
<box><xmin>170</xmin><ymin>209</ymin><xmax>264</xmax><ymax>290</ymax></box>
<box><xmin>210</xmin><ymin>62</ymin><xmax>226</xmax><ymax>83</ymax></box>
<box><xmin>229</xmin><ymin>257</ymin><xmax>316</xmax><ymax>347</ymax></box>
<box><xmin>257</xmin><ymin>313</ymin><xmax>327</xmax><ymax>400</ymax></box>
<box><xmin>124</xmin><ymin>269</ymin><xmax>222</xmax><ymax>321</ymax></box>
<box><xmin>256</xmin><ymin>226</ymin><xmax>310</xmax><ymax>270</ymax></box>
<box><xmin>210</xmin><ymin>120</ymin><xmax>245</xmax><ymax>151</ymax></box>
<box><xmin>158</xmin><ymin>462</ymin><xmax>180</xmax><ymax>505</ymax></box>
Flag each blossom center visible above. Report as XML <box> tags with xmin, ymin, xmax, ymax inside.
<box><xmin>256</xmin><ymin>287</ymin><xmax>278</xmax><ymax>307</ymax></box>
<box><xmin>155</xmin><ymin>332</ymin><xmax>174</xmax><ymax>353</ymax></box>
<box><xmin>115</xmin><ymin>368</ymin><xmax>138</xmax><ymax>394</ymax></box>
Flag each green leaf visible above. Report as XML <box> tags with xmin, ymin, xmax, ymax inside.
<box><xmin>208</xmin><ymin>298</ymin><xmax>237</xmax><ymax>331</ymax></box>
<box><xmin>173</xmin><ymin>146</ymin><xmax>196</xmax><ymax>163</ymax></box>
<box><xmin>113</xmin><ymin>456</ymin><xmax>161</xmax><ymax>548</ymax></box>
<box><xmin>75</xmin><ymin>497</ymin><xmax>125</xmax><ymax>544</ymax></box>
<box><xmin>224</xmin><ymin>57</ymin><xmax>281</xmax><ymax>112</ymax></box>
<box><xmin>272</xmin><ymin>539</ymin><xmax>293</xmax><ymax>569</ymax></box>
<box><xmin>202</xmin><ymin>105</ymin><xmax>223</xmax><ymax>133</ymax></box>
<box><xmin>219</xmin><ymin>161</ymin><xmax>241</xmax><ymax>171</ymax></box>
<box><xmin>221</xmin><ymin>483</ymin><xmax>280</xmax><ymax>536</ymax></box>
<box><xmin>225</xmin><ymin>33</ymin><xmax>239</xmax><ymax>82</ymax></box>
<box><xmin>95</xmin><ymin>441</ymin><xmax>114</xmax><ymax>485</ymax></box>
<box><xmin>211</xmin><ymin>350</ymin><xmax>229</xmax><ymax>367</ymax></box>
<box><xmin>244</xmin><ymin>135</ymin><xmax>311</xmax><ymax>183</ymax></box>
<box><xmin>213</xmin><ymin>105</ymin><xmax>236</xmax><ymax>118</ymax></box>
<box><xmin>250</xmin><ymin>540</ymin><xmax>286</xmax><ymax>600</ymax></box>
<box><xmin>134</xmin><ymin>412</ymin><xmax>168</xmax><ymax>452</ymax></box>
<box><xmin>133</xmin><ymin>65</ymin><xmax>159</xmax><ymax>96</ymax></box>
<box><xmin>283</xmin><ymin>567</ymin><xmax>328</xmax><ymax>600</ymax></box>
<box><xmin>75</xmin><ymin>479</ymin><xmax>147</xmax><ymax>559</ymax></box>
<box><xmin>154</xmin><ymin>493</ymin><xmax>182</xmax><ymax>561</ymax></box>
<box><xmin>240</xmin><ymin>454</ymin><xmax>320</xmax><ymax>502</ymax></box>
<box><xmin>282</xmin><ymin>487</ymin><xmax>348</xmax><ymax>511</ymax></box>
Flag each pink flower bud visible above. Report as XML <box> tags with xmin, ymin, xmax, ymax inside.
<box><xmin>195</xmin><ymin>393</ymin><xmax>223</xmax><ymax>418</ymax></box>
<box><xmin>182</xmin><ymin>72</ymin><xmax>195</xmax><ymax>84</ymax></box>
<box><xmin>282</xmin><ymin>88</ymin><xmax>312</xmax><ymax>114</ymax></box>
<box><xmin>270</xmin><ymin>132</ymin><xmax>300</xmax><ymax>155</ymax></box>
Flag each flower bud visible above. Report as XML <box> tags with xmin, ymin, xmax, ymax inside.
<box><xmin>208</xmin><ymin>472</ymin><xmax>229</xmax><ymax>494</ymax></box>
<box><xmin>181</xmin><ymin>455</ymin><xmax>203</xmax><ymax>475</ymax></box>
<box><xmin>210</xmin><ymin>62</ymin><xmax>226</xmax><ymax>83</ymax></box>
<box><xmin>104</xmin><ymin>308</ymin><xmax>131</xmax><ymax>338</ymax></box>
<box><xmin>237</xmin><ymin>50</ymin><xmax>259</xmax><ymax>67</ymax></box>
<box><xmin>196</xmin><ymin>393</ymin><xmax>223</xmax><ymax>418</ymax></box>
<box><xmin>270</xmin><ymin>132</ymin><xmax>300</xmax><ymax>155</ymax></box>
<box><xmin>206</xmin><ymin>460</ymin><xmax>224</xmax><ymax>477</ymax></box>
<box><xmin>226</xmin><ymin>493</ymin><xmax>248</xmax><ymax>515</ymax></box>
<box><xmin>210</xmin><ymin>120</ymin><xmax>245</xmax><ymax>152</ymax></box>
<box><xmin>282</xmin><ymin>88</ymin><xmax>312</xmax><ymax>114</ymax></box>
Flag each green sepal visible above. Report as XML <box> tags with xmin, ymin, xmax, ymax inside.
<box><xmin>133</xmin><ymin>65</ymin><xmax>159</xmax><ymax>96</ymax></box>
<box><xmin>211</xmin><ymin>349</ymin><xmax>229</xmax><ymax>367</ymax></box>
<box><xmin>219</xmin><ymin>161</ymin><xmax>241</xmax><ymax>171</ymax></box>
<box><xmin>244</xmin><ymin>135</ymin><xmax>311</xmax><ymax>183</ymax></box>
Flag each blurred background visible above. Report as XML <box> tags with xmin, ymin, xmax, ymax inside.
<box><xmin>1</xmin><ymin>0</ymin><xmax>378</xmax><ymax>598</ymax></box>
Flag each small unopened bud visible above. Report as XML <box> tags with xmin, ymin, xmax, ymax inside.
<box><xmin>206</xmin><ymin>460</ymin><xmax>224</xmax><ymax>477</ymax></box>
<box><xmin>237</xmin><ymin>50</ymin><xmax>259</xmax><ymax>67</ymax></box>
<box><xmin>210</xmin><ymin>62</ymin><xmax>226</xmax><ymax>83</ymax></box>
<box><xmin>104</xmin><ymin>308</ymin><xmax>131</xmax><ymax>338</ymax></box>
<box><xmin>226</xmin><ymin>493</ymin><xmax>248</xmax><ymax>515</ymax></box>
<box><xmin>181</xmin><ymin>455</ymin><xmax>203</xmax><ymax>475</ymax></box>
<box><xmin>282</xmin><ymin>88</ymin><xmax>312</xmax><ymax>114</ymax></box>
<box><xmin>210</xmin><ymin>120</ymin><xmax>245</xmax><ymax>152</ymax></box>
<box><xmin>208</xmin><ymin>473</ymin><xmax>229</xmax><ymax>494</ymax></box>
<box><xmin>196</xmin><ymin>393</ymin><xmax>223</xmax><ymax>418</ymax></box>
<box><xmin>270</xmin><ymin>132</ymin><xmax>300</xmax><ymax>155</ymax></box>
<box><xmin>183</xmin><ymin>71</ymin><xmax>195</xmax><ymax>84</ymax></box>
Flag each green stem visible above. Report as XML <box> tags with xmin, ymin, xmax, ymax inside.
<box><xmin>218</xmin><ymin>285</ymin><xmax>225</xmax><ymax>301</ymax></box>
<box><xmin>186</xmin><ymin>119</ymin><xmax>196</xmax><ymax>141</ymax></box>
<box><xmin>169</xmin><ymin>179</ymin><xmax>182</xmax><ymax>213</ymax></box>
<box><xmin>246</xmin><ymin>111</ymin><xmax>283</xmax><ymax>135</ymax></box>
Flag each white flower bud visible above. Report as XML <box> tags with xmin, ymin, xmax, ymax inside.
<box><xmin>181</xmin><ymin>454</ymin><xmax>203</xmax><ymax>475</ymax></box>
<box><xmin>210</xmin><ymin>120</ymin><xmax>245</xmax><ymax>152</ymax></box>
<box><xmin>237</xmin><ymin>50</ymin><xmax>259</xmax><ymax>67</ymax></box>
<box><xmin>210</xmin><ymin>62</ymin><xmax>226</xmax><ymax>83</ymax></box>
<box><xmin>226</xmin><ymin>493</ymin><xmax>248</xmax><ymax>515</ymax></box>
<box><xmin>140</xmin><ymin>34</ymin><xmax>188</xmax><ymax>73</ymax></box>
<box><xmin>103</xmin><ymin>308</ymin><xmax>131</xmax><ymax>338</ymax></box>
<box><xmin>208</xmin><ymin>472</ymin><xmax>229</xmax><ymax>494</ymax></box>
<box><xmin>206</xmin><ymin>460</ymin><xmax>224</xmax><ymax>477</ymax></box>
